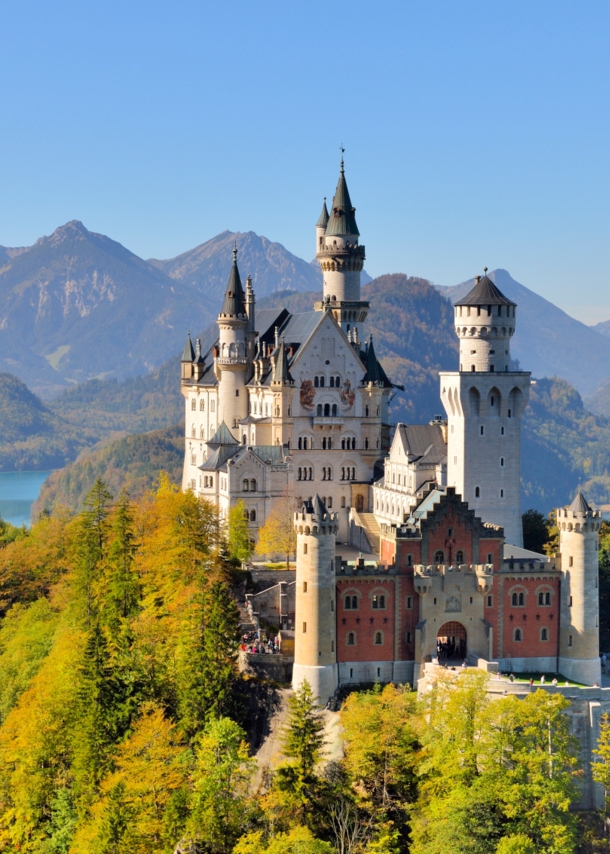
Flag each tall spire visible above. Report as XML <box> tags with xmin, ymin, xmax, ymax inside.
<box><xmin>181</xmin><ymin>332</ymin><xmax>195</xmax><ymax>362</ymax></box>
<box><xmin>272</xmin><ymin>336</ymin><xmax>293</xmax><ymax>384</ymax></box>
<box><xmin>326</xmin><ymin>158</ymin><xmax>359</xmax><ymax>237</ymax></box>
<box><xmin>219</xmin><ymin>241</ymin><xmax>246</xmax><ymax>317</ymax></box>
<box><xmin>316</xmin><ymin>197</ymin><xmax>329</xmax><ymax>228</ymax></box>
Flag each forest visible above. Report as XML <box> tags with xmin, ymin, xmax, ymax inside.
<box><xmin>0</xmin><ymin>479</ymin><xmax>608</xmax><ymax>854</ymax></box>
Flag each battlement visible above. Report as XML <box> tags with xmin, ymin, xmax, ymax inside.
<box><xmin>316</xmin><ymin>243</ymin><xmax>365</xmax><ymax>259</ymax></box>
<box><xmin>414</xmin><ymin>563</ymin><xmax>493</xmax><ymax>576</ymax></box>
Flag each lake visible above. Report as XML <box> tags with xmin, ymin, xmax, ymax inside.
<box><xmin>0</xmin><ymin>471</ymin><xmax>52</xmax><ymax>528</ymax></box>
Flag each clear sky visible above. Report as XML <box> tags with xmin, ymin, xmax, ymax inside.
<box><xmin>2</xmin><ymin>1</ymin><xmax>610</xmax><ymax>323</ymax></box>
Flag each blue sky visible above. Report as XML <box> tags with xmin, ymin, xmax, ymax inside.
<box><xmin>2</xmin><ymin>1</ymin><xmax>610</xmax><ymax>323</ymax></box>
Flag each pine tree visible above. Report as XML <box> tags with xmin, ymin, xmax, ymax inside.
<box><xmin>75</xmin><ymin>479</ymin><xmax>113</xmax><ymax>626</ymax></box>
<box><xmin>104</xmin><ymin>491</ymin><xmax>140</xmax><ymax>629</ymax></box>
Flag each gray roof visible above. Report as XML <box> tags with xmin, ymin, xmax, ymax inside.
<box><xmin>409</xmin><ymin>488</ymin><xmax>445</xmax><ymax>520</ymax></box>
<box><xmin>208</xmin><ymin>421</ymin><xmax>239</xmax><ymax>447</ymax></box>
<box><xmin>303</xmin><ymin>493</ymin><xmax>328</xmax><ymax>520</ymax></box>
<box><xmin>273</xmin><ymin>337</ymin><xmax>294</xmax><ymax>384</ymax></box>
<box><xmin>455</xmin><ymin>273</ymin><xmax>516</xmax><ymax>308</ymax></box>
<box><xmin>181</xmin><ymin>332</ymin><xmax>195</xmax><ymax>362</ymax></box>
<box><xmin>200</xmin><ymin>444</ymin><xmax>239</xmax><ymax>471</ymax></box>
<box><xmin>316</xmin><ymin>198</ymin><xmax>329</xmax><ymax>228</ymax></box>
<box><xmin>325</xmin><ymin>161</ymin><xmax>360</xmax><ymax>237</ymax></box>
<box><xmin>361</xmin><ymin>336</ymin><xmax>392</xmax><ymax>387</ymax></box>
<box><xmin>219</xmin><ymin>246</ymin><xmax>247</xmax><ymax>317</ymax></box>
<box><xmin>569</xmin><ymin>491</ymin><xmax>590</xmax><ymax>513</ymax></box>
<box><xmin>200</xmin><ymin>442</ymin><xmax>290</xmax><ymax>473</ymax></box>
<box><xmin>396</xmin><ymin>423</ymin><xmax>446</xmax><ymax>465</ymax></box>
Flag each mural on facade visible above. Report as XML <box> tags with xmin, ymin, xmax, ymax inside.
<box><xmin>339</xmin><ymin>378</ymin><xmax>355</xmax><ymax>409</ymax></box>
<box><xmin>300</xmin><ymin>379</ymin><xmax>316</xmax><ymax>411</ymax></box>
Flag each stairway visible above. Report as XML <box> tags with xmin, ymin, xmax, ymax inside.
<box><xmin>356</xmin><ymin>512</ymin><xmax>381</xmax><ymax>555</ymax></box>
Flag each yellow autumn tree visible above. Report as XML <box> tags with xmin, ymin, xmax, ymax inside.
<box><xmin>256</xmin><ymin>492</ymin><xmax>298</xmax><ymax>569</ymax></box>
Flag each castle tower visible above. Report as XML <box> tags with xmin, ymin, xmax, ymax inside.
<box><xmin>215</xmin><ymin>244</ymin><xmax>250</xmax><ymax>436</ymax></box>
<box><xmin>271</xmin><ymin>336</ymin><xmax>294</xmax><ymax>447</ymax></box>
<box><xmin>439</xmin><ymin>271</ymin><xmax>530</xmax><ymax>546</ymax></box>
<box><xmin>557</xmin><ymin>492</ymin><xmax>602</xmax><ymax>685</ymax></box>
<box><xmin>315</xmin><ymin>158</ymin><xmax>369</xmax><ymax>336</ymax></box>
<box><xmin>293</xmin><ymin>495</ymin><xmax>338</xmax><ymax>705</ymax></box>
<box><xmin>180</xmin><ymin>332</ymin><xmax>195</xmax><ymax>381</ymax></box>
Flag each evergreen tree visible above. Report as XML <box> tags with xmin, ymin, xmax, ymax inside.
<box><xmin>104</xmin><ymin>491</ymin><xmax>140</xmax><ymax>629</ymax></box>
<box><xmin>75</xmin><ymin>479</ymin><xmax>113</xmax><ymax>626</ymax></box>
<box><xmin>592</xmin><ymin>712</ymin><xmax>610</xmax><ymax>814</ymax></box>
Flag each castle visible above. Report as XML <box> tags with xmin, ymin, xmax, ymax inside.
<box><xmin>181</xmin><ymin>159</ymin><xmax>601</xmax><ymax>702</ymax></box>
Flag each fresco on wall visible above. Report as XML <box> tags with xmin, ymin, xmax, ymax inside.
<box><xmin>340</xmin><ymin>378</ymin><xmax>355</xmax><ymax>409</ymax></box>
<box><xmin>300</xmin><ymin>379</ymin><xmax>316</xmax><ymax>411</ymax></box>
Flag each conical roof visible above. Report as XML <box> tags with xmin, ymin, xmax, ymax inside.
<box><xmin>362</xmin><ymin>336</ymin><xmax>392</xmax><ymax>387</ymax></box>
<box><xmin>316</xmin><ymin>198</ymin><xmax>329</xmax><ymax>228</ymax></box>
<box><xmin>569</xmin><ymin>491</ymin><xmax>590</xmax><ymax>513</ymax></box>
<box><xmin>272</xmin><ymin>337</ymin><xmax>293</xmax><ymax>384</ymax></box>
<box><xmin>455</xmin><ymin>272</ymin><xmax>516</xmax><ymax>307</ymax></box>
<box><xmin>325</xmin><ymin>160</ymin><xmax>360</xmax><ymax>237</ymax></box>
<box><xmin>181</xmin><ymin>332</ymin><xmax>195</xmax><ymax>362</ymax></box>
<box><xmin>220</xmin><ymin>244</ymin><xmax>246</xmax><ymax>317</ymax></box>
<box><xmin>303</xmin><ymin>493</ymin><xmax>328</xmax><ymax>520</ymax></box>
<box><xmin>208</xmin><ymin>421</ymin><xmax>239</xmax><ymax>447</ymax></box>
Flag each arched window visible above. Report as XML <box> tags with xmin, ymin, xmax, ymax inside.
<box><xmin>540</xmin><ymin>627</ymin><xmax>548</xmax><ymax>641</ymax></box>
<box><xmin>298</xmin><ymin>437</ymin><xmax>302</xmax><ymax>449</ymax></box>
<box><xmin>351</xmin><ymin>595</ymin><xmax>358</xmax><ymax>609</ymax></box>
<box><xmin>317</xmin><ymin>404</ymin><xmax>323</xmax><ymax>417</ymax></box>
<box><xmin>365</xmin><ymin>405</ymin><xmax>369</xmax><ymax>417</ymax></box>
<box><xmin>191</xmin><ymin>399</ymin><xmax>197</xmax><ymax>410</ymax></box>
<box><xmin>538</xmin><ymin>591</ymin><xmax>551</xmax><ymax>606</ymax></box>
<box><xmin>330</xmin><ymin>376</ymin><xmax>335</xmax><ymax>387</ymax></box>
<box><xmin>514</xmin><ymin>628</ymin><xmax>522</xmax><ymax>642</ymax></box>
<box><xmin>374</xmin><ymin>632</ymin><xmax>383</xmax><ymax>645</ymax></box>
<box><xmin>322</xmin><ymin>437</ymin><xmax>327</xmax><ymax>450</ymax></box>
<box><xmin>332</xmin><ymin>404</ymin><xmax>337</xmax><ymax>416</ymax></box>
<box><xmin>200</xmin><ymin>399</ymin><xmax>205</xmax><ymax>411</ymax></box>
<box><xmin>434</xmin><ymin>550</ymin><xmax>444</xmax><ymax>564</ymax></box>
<box><xmin>372</xmin><ymin>594</ymin><xmax>385</xmax><ymax>609</ymax></box>
<box><xmin>250</xmin><ymin>510</ymin><xmax>256</xmax><ymax>522</ymax></box>
<box><xmin>475</xmin><ymin>486</ymin><xmax>480</xmax><ymax>498</ymax></box>
<box><xmin>250</xmin><ymin>479</ymin><xmax>257</xmax><ymax>491</ymax></box>
<box><xmin>324</xmin><ymin>404</ymin><xmax>330</xmax><ymax>417</ymax></box>
<box><xmin>335</xmin><ymin>376</ymin><xmax>340</xmax><ymax>386</ymax></box>
<box><xmin>351</xmin><ymin>437</ymin><xmax>356</xmax><ymax>449</ymax></box>
<box><xmin>243</xmin><ymin>479</ymin><xmax>249</xmax><ymax>492</ymax></box>
<box><xmin>314</xmin><ymin>376</ymin><xmax>319</xmax><ymax>388</ymax></box>
<box><xmin>242</xmin><ymin>434</ymin><xmax>247</xmax><ymax>444</ymax></box>
<box><xmin>344</xmin><ymin>596</ymin><xmax>351</xmax><ymax>610</ymax></box>
<box><xmin>320</xmin><ymin>376</ymin><xmax>325</xmax><ymax>387</ymax></box>
<box><xmin>518</xmin><ymin>592</ymin><xmax>524</xmax><ymax>606</ymax></box>
<box><xmin>201</xmin><ymin>427</ymin><xmax>206</xmax><ymax>438</ymax></box>
<box><xmin>455</xmin><ymin>550</ymin><xmax>464</xmax><ymax>564</ymax></box>
<box><xmin>364</xmin><ymin>437</ymin><xmax>369</xmax><ymax>449</ymax></box>
<box><xmin>347</xmin><ymin>632</ymin><xmax>355</xmax><ymax>646</ymax></box>
<box><xmin>243</xmin><ymin>509</ymin><xmax>249</xmax><ymax>521</ymax></box>
<box><xmin>341</xmin><ymin>438</ymin><xmax>345</xmax><ymax>449</ymax></box>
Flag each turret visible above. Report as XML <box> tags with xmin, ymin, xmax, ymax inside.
<box><xmin>440</xmin><ymin>270</ymin><xmax>530</xmax><ymax>546</ymax></box>
<box><xmin>215</xmin><ymin>244</ymin><xmax>250</xmax><ymax>435</ymax></box>
<box><xmin>557</xmin><ymin>492</ymin><xmax>602</xmax><ymax>685</ymax></box>
<box><xmin>453</xmin><ymin>269</ymin><xmax>516</xmax><ymax>373</ymax></box>
<box><xmin>181</xmin><ymin>332</ymin><xmax>195</xmax><ymax>381</ymax></box>
<box><xmin>315</xmin><ymin>157</ymin><xmax>369</xmax><ymax>336</ymax></box>
<box><xmin>293</xmin><ymin>495</ymin><xmax>338</xmax><ymax>705</ymax></box>
<box><xmin>270</xmin><ymin>336</ymin><xmax>294</xmax><ymax>447</ymax></box>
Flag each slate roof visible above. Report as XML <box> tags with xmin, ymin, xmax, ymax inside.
<box><xmin>199</xmin><ymin>442</ymin><xmax>290</xmax><ymax>474</ymax></box>
<box><xmin>273</xmin><ymin>337</ymin><xmax>294</xmax><ymax>384</ymax></box>
<box><xmin>361</xmin><ymin>336</ymin><xmax>392</xmax><ymax>388</ymax></box>
<box><xmin>303</xmin><ymin>493</ymin><xmax>328</xmax><ymax>520</ymax></box>
<box><xmin>569</xmin><ymin>491</ymin><xmax>590</xmax><ymax>513</ymax></box>
<box><xmin>455</xmin><ymin>273</ymin><xmax>516</xmax><ymax>308</ymax></box>
<box><xmin>316</xmin><ymin>198</ymin><xmax>329</xmax><ymax>228</ymax></box>
<box><xmin>208</xmin><ymin>421</ymin><xmax>239</xmax><ymax>447</ymax></box>
<box><xmin>409</xmin><ymin>488</ymin><xmax>445</xmax><ymax>520</ymax></box>
<box><xmin>181</xmin><ymin>332</ymin><xmax>195</xmax><ymax>362</ymax></box>
<box><xmin>396</xmin><ymin>423</ymin><xmax>446</xmax><ymax>465</ymax></box>
<box><xmin>219</xmin><ymin>246</ymin><xmax>247</xmax><ymax>317</ymax></box>
<box><xmin>325</xmin><ymin>161</ymin><xmax>360</xmax><ymax>237</ymax></box>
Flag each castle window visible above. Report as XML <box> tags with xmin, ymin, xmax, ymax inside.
<box><xmin>538</xmin><ymin>591</ymin><xmax>551</xmax><ymax>606</ymax></box>
<box><xmin>372</xmin><ymin>594</ymin><xmax>386</xmax><ymax>609</ymax></box>
<box><xmin>250</xmin><ymin>479</ymin><xmax>257</xmax><ymax>491</ymax></box>
<box><xmin>243</xmin><ymin>509</ymin><xmax>249</xmax><ymax>521</ymax></box>
<box><xmin>320</xmin><ymin>376</ymin><xmax>325</xmax><ymax>388</ymax></box>
<box><xmin>500</xmin><ymin>457</ymin><xmax>504</xmax><ymax>467</ymax></box>
<box><xmin>569</xmin><ymin>595</ymin><xmax>573</xmax><ymax>607</ymax></box>
<box><xmin>191</xmin><ymin>399</ymin><xmax>197</xmax><ymax>410</ymax></box>
<box><xmin>406</xmin><ymin>596</ymin><xmax>413</xmax><ymax>609</ymax></box>
<box><xmin>303</xmin><ymin>582</ymin><xmax>307</xmax><ymax>593</ymax></box>
<box><xmin>250</xmin><ymin>510</ymin><xmax>256</xmax><ymax>522</ymax></box>
<box><xmin>192</xmin><ymin>426</ymin><xmax>196</xmax><ymax>438</ymax></box>
<box><xmin>406</xmin><ymin>631</ymin><xmax>413</xmax><ymax>644</ymax></box>
<box><xmin>243</xmin><ymin>479</ymin><xmax>249</xmax><ymax>491</ymax></box>
<box><xmin>298</xmin><ymin>437</ymin><xmax>302</xmax><ymax>449</ymax></box>
<box><xmin>335</xmin><ymin>376</ymin><xmax>340</xmax><ymax>386</ymax></box>
<box><xmin>480</xmin><ymin>426</ymin><xmax>484</xmax><ymax>436</ymax></box>
<box><xmin>490</xmin><ymin>366</ymin><xmax>494</xmax><ymax>372</ymax></box>
<box><xmin>434</xmin><ymin>550</ymin><xmax>444</xmax><ymax>564</ymax></box>
<box><xmin>191</xmin><ymin>454</ymin><xmax>196</xmax><ymax>465</ymax></box>
<box><xmin>569</xmin><ymin>556</ymin><xmax>573</xmax><ymax>567</ymax></box>
<box><xmin>314</xmin><ymin>376</ymin><xmax>319</xmax><ymax>388</ymax></box>
<box><xmin>200</xmin><ymin>399</ymin><xmax>205</xmax><ymax>411</ymax></box>
<box><xmin>491</xmin><ymin>396</ymin><xmax>495</xmax><ymax>406</ymax></box>
<box><xmin>501</xmin><ymin>427</ymin><xmax>505</xmax><ymax>435</ymax></box>
<box><xmin>347</xmin><ymin>632</ymin><xmax>355</xmax><ymax>646</ymax></box>
<box><xmin>374</xmin><ymin>632</ymin><xmax>383</xmax><ymax>645</ymax></box>
<box><xmin>236</xmin><ymin>390</ymin><xmax>239</xmax><ymax>397</ymax></box>
<box><xmin>487</xmin><ymin>553</ymin><xmax>493</xmax><ymax>564</ymax></box>
<box><xmin>341</xmin><ymin>496</ymin><xmax>346</xmax><ymax>508</ymax></box>
<box><xmin>507</xmin><ymin>409</ymin><xmax>511</xmax><ymax>418</ymax></box>
<box><xmin>540</xmin><ymin>627</ymin><xmax>548</xmax><ymax>641</ymax></box>
<box><xmin>487</xmin><ymin>595</ymin><xmax>493</xmax><ymax>607</ymax></box>
<box><xmin>327</xmin><ymin>497</ymin><xmax>333</xmax><ymax>508</ymax></box>
<box><xmin>511</xmin><ymin>592</ymin><xmax>525</xmax><ymax>607</ymax></box>
<box><xmin>324</xmin><ymin>404</ymin><xmax>330</xmax><ymax>417</ymax></box>
<box><xmin>365</xmin><ymin>406</ymin><xmax>369</xmax><ymax>417</ymax></box>
<box><xmin>332</xmin><ymin>404</ymin><xmax>338</xmax><ymax>416</ymax></box>
<box><xmin>471</xmin><ymin>365</ymin><xmax>475</xmax><ymax>372</ymax></box>
<box><xmin>514</xmin><ymin>628</ymin><xmax>522</xmax><ymax>641</ymax></box>
<box><xmin>406</xmin><ymin>555</ymin><xmax>412</xmax><ymax>567</ymax></box>
<box><xmin>475</xmin><ymin>487</ymin><xmax>480</xmax><ymax>498</ymax></box>
<box><xmin>456</xmin><ymin>550</ymin><xmax>464</xmax><ymax>564</ymax></box>
<box><xmin>500</xmin><ymin>489</ymin><xmax>504</xmax><ymax>498</ymax></box>
<box><xmin>349</xmin><ymin>667</ymin><xmax>353</xmax><ymax>678</ymax></box>
<box><xmin>303</xmin><ymin>622</ymin><xmax>307</xmax><ymax>633</ymax></box>
<box><xmin>568</xmin><ymin>635</ymin><xmax>573</xmax><ymax>646</ymax></box>
<box><xmin>365</xmin><ymin>438</ymin><xmax>369</xmax><ymax>449</ymax></box>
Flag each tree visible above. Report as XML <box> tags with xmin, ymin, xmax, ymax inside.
<box><xmin>521</xmin><ymin>509</ymin><xmax>551</xmax><ymax>554</ymax></box>
<box><xmin>592</xmin><ymin>712</ymin><xmax>610</xmax><ymax>814</ymax></box>
<box><xmin>186</xmin><ymin>717</ymin><xmax>256</xmax><ymax>853</ymax></box>
<box><xmin>75</xmin><ymin>479</ymin><xmax>113</xmax><ymax>626</ymax></box>
<box><xmin>104</xmin><ymin>491</ymin><xmax>140</xmax><ymax>629</ymax></box>
<box><xmin>256</xmin><ymin>492</ymin><xmax>297</xmax><ymax>569</ymax></box>
<box><xmin>227</xmin><ymin>501</ymin><xmax>253</xmax><ymax>564</ymax></box>
<box><xmin>234</xmin><ymin>826</ymin><xmax>333</xmax><ymax>854</ymax></box>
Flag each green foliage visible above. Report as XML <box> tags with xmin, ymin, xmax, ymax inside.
<box><xmin>521</xmin><ymin>509</ymin><xmax>552</xmax><ymax>554</ymax></box>
<box><xmin>228</xmin><ymin>501</ymin><xmax>254</xmax><ymax>564</ymax></box>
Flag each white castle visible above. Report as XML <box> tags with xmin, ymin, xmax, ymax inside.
<box><xmin>180</xmin><ymin>159</ymin><xmax>600</xmax><ymax>695</ymax></box>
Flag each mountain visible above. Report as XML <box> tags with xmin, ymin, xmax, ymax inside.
<box><xmin>149</xmin><ymin>230</ymin><xmax>321</xmax><ymax>301</ymax></box>
<box><xmin>442</xmin><ymin>269</ymin><xmax>610</xmax><ymax>398</ymax></box>
<box><xmin>32</xmin><ymin>424</ymin><xmax>184</xmax><ymax>516</ymax></box>
<box><xmin>0</xmin><ymin>373</ymin><xmax>96</xmax><ymax>470</ymax></box>
<box><xmin>591</xmin><ymin>318</ymin><xmax>610</xmax><ymax>338</ymax></box>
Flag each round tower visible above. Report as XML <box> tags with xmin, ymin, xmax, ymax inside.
<box><xmin>440</xmin><ymin>270</ymin><xmax>530</xmax><ymax>546</ymax></box>
<box><xmin>215</xmin><ymin>244</ymin><xmax>250</xmax><ymax>435</ymax></box>
<box><xmin>454</xmin><ymin>269</ymin><xmax>516</xmax><ymax>373</ymax></box>
<box><xmin>315</xmin><ymin>157</ymin><xmax>368</xmax><ymax>335</ymax></box>
<box><xmin>293</xmin><ymin>495</ymin><xmax>338</xmax><ymax>705</ymax></box>
<box><xmin>557</xmin><ymin>492</ymin><xmax>601</xmax><ymax>685</ymax></box>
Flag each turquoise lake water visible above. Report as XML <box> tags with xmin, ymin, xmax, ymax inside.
<box><xmin>0</xmin><ymin>471</ymin><xmax>52</xmax><ymax>528</ymax></box>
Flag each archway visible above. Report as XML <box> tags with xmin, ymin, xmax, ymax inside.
<box><xmin>356</xmin><ymin>494</ymin><xmax>364</xmax><ymax>513</ymax></box>
<box><xmin>437</xmin><ymin>621</ymin><xmax>467</xmax><ymax>663</ymax></box>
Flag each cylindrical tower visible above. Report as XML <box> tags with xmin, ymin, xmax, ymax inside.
<box><xmin>440</xmin><ymin>271</ymin><xmax>530</xmax><ymax>546</ymax></box>
<box><xmin>215</xmin><ymin>245</ymin><xmax>250</xmax><ymax>435</ymax></box>
<box><xmin>557</xmin><ymin>492</ymin><xmax>601</xmax><ymax>685</ymax></box>
<box><xmin>293</xmin><ymin>495</ymin><xmax>338</xmax><ymax>705</ymax></box>
<box><xmin>315</xmin><ymin>158</ymin><xmax>368</xmax><ymax>335</ymax></box>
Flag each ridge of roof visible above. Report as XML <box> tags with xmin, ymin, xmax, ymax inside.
<box><xmin>455</xmin><ymin>272</ymin><xmax>516</xmax><ymax>307</ymax></box>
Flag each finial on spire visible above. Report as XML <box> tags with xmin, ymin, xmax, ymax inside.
<box><xmin>483</xmin><ymin>266</ymin><xmax>488</xmax><ymax>274</ymax></box>
<box><xmin>340</xmin><ymin>144</ymin><xmax>345</xmax><ymax>172</ymax></box>
<box><xmin>233</xmin><ymin>240</ymin><xmax>238</xmax><ymax>263</ymax></box>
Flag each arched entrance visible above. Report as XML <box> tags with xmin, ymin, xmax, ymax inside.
<box><xmin>437</xmin><ymin>621</ymin><xmax>467</xmax><ymax>663</ymax></box>
<box><xmin>356</xmin><ymin>494</ymin><xmax>364</xmax><ymax>513</ymax></box>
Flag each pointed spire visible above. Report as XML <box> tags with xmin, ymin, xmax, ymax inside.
<box><xmin>303</xmin><ymin>493</ymin><xmax>328</xmax><ymax>520</ymax></box>
<box><xmin>181</xmin><ymin>332</ymin><xmax>195</xmax><ymax>362</ymax></box>
<box><xmin>455</xmin><ymin>269</ymin><xmax>516</xmax><ymax>308</ymax></box>
<box><xmin>220</xmin><ymin>242</ymin><xmax>246</xmax><ymax>317</ymax></box>
<box><xmin>326</xmin><ymin>158</ymin><xmax>359</xmax><ymax>237</ymax></box>
<box><xmin>569</xmin><ymin>491</ymin><xmax>590</xmax><ymax>513</ymax></box>
<box><xmin>273</xmin><ymin>336</ymin><xmax>293</xmax><ymax>384</ymax></box>
<box><xmin>363</xmin><ymin>334</ymin><xmax>391</xmax><ymax>387</ymax></box>
<box><xmin>316</xmin><ymin>197</ymin><xmax>329</xmax><ymax>228</ymax></box>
